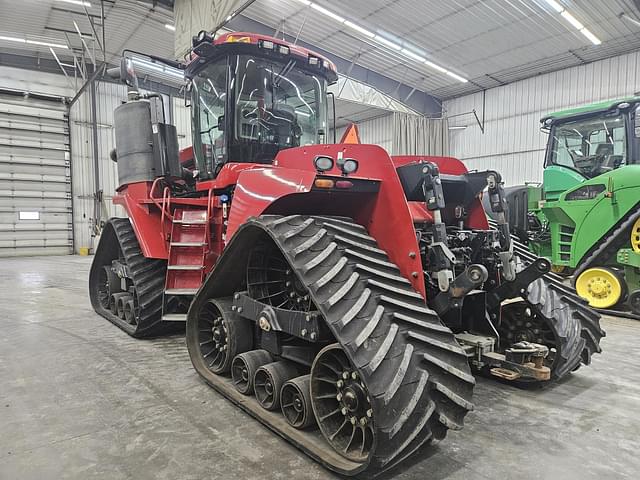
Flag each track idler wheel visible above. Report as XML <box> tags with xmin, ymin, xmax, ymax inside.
<box><xmin>281</xmin><ymin>375</ymin><xmax>315</xmax><ymax>429</ymax></box>
<box><xmin>232</xmin><ymin>350</ymin><xmax>273</xmax><ymax>395</ymax></box>
<box><xmin>254</xmin><ymin>361</ymin><xmax>299</xmax><ymax>411</ymax></box>
<box><xmin>97</xmin><ymin>265</ymin><xmax>121</xmax><ymax>310</ymax></box>
<box><xmin>196</xmin><ymin>299</ymin><xmax>253</xmax><ymax>375</ymax></box>
<box><xmin>628</xmin><ymin>290</ymin><xmax>640</xmax><ymax>315</ymax></box>
<box><xmin>311</xmin><ymin>344</ymin><xmax>374</xmax><ymax>463</ymax></box>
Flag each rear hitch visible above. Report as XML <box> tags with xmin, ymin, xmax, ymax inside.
<box><xmin>486</xmin><ymin>257</ymin><xmax>551</xmax><ymax>310</ymax></box>
<box><xmin>455</xmin><ymin>334</ymin><xmax>551</xmax><ymax>382</ymax></box>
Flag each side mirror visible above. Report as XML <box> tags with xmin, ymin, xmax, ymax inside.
<box><xmin>184</xmin><ymin>81</ymin><xmax>192</xmax><ymax>108</ymax></box>
<box><xmin>217</xmin><ymin>115</ymin><xmax>225</xmax><ymax>132</ymax></box>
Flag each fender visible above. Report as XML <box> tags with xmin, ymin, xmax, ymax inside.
<box><xmin>229</xmin><ymin>144</ymin><xmax>427</xmax><ymax>297</ymax></box>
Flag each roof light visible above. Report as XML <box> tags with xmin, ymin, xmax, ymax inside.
<box><xmin>374</xmin><ymin>35</ymin><xmax>402</xmax><ymax>51</ymax></box>
<box><xmin>445</xmin><ymin>71</ymin><xmax>468</xmax><ymax>83</ymax></box>
<box><xmin>0</xmin><ymin>35</ymin><xmax>69</xmax><ymax>49</ymax></box>
<box><xmin>308</xmin><ymin>56</ymin><xmax>319</xmax><ymax>65</ymax></box>
<box><xmin>344</xmin><ymin>20</ymin><xmax>374</xmax><ymax>38</ymax></box>
<box><xmin>560</xmin><ymin>11</ymin><xmax>584</xmax><ymax>30</ymax></box>
<box><xmin>542</xmin><ymin>0</ymin><xmax>601</xmax><ymax>45</ymax></box>
<box><xmin>279</xmin><ymin>45</ymin><xmax>290</xmax><ymax>54</ymax></box>
<box><xmin>55</xmin><ymin>0</ymin><xmax>92</xmax><ymax>7</ymax></box>
<box><xmin>401</xmin><ymin>48</ymin><xmax>427</xmax><ymax>63</ymax></box>
<box><xmin>293</xmin><ymin>2</ymin><xmax>468</xmax><ymax>83</ymax></box>
<box><xmin>310</xmin><ymin>3</ymin><xmax>345</xmax><ymax>23</ymax></box>
<box><xmin>543</xmin><ymin>0</ymin><xmax>564</xmax><ymax>13</ymax></box>
<box><xmin>165</xmin><ymin>24</ymin><xmax>176</xmax><ymax>31</ymax></box>
<box><xmin>260</xmin><ymin>40</ymin><xmax>275</xmax><ymax>49</ymax></box>
<box><xmin>425</xmin><ymin>60</ymin><xmax>447</xmax><ymax>73</ymax></box>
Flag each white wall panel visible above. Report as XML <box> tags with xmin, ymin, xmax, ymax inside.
<box><xmin>444</xmin><ymin>50</ymin><xmax>640</xmax><ymax>185</ymax></box>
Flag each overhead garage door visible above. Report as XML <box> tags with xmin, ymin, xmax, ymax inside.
<box><xmin>0</xmin><ymin>89</ymin><xmax>73</xmax><ymax>257</ymax></box>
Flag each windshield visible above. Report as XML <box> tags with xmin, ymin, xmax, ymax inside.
<box><xmin>191</xmin><ymin>54</ymin><xmax>328</xmax><ymax>178</ymax></box>
<box><xmin>191</xmin><ymin>58</ymin><xmax>228</xmax><ymax>178</ymax></box>
<box><xmin>230</xmin><ymin>55</ymin><xmax>326</xmax><ymax>164</ymax></box>
<box><xmin>548</xmin><ymin>113</ymin><xmax>627</xmax><ymax>178</ymax></box>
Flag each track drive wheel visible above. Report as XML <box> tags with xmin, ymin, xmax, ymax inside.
<box><xmin>194</xmin><ymin>298</ymin><xmax>252</xmax><ymax>375</ymax></box>
<box><xmin>311</xmin><ymin>344</ymin><xmax>374</xmax><ymax>463</ymax></box>
<box><xmin>575</xmin><ymin>267</ymin><xmax>626</xmax><ymax>309</ymax></box>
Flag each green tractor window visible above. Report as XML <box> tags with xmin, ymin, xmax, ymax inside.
<box><xmin>549</xmin><ymin>113</ymin><xmax>627</xmax><ymax>178</ymax></box>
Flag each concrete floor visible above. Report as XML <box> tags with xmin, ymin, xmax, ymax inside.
<box><xmin>0</xmin><ymin>256</ymin><xmax>639</xmax><ymax>480</ymax></box>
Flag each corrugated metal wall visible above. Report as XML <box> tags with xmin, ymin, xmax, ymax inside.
<box><xmin>70</xmin><ymin>81</ymin><xmax>128</xmax><ymax>253</ymax></box>
<box><xmin>444</xmin><ymin>50</ymin><xmax>640</xmax><ymax>185</ymax></box>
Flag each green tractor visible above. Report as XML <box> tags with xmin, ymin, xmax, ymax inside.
<box><xmin>502</xmin><ymin>97</ymin><xmax>640</xmax><ymax>314</ymax></box>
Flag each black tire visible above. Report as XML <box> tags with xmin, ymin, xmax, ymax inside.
<box><xmin>188</xmin><ymin>298</ymin><xmax>253</xmax><ymax>375</ymax></box>
<box><xmin>281</xmin><ymin>375</ymin><xmax>316</xmax><ymax>429</ymax></box>
<box><xmin>88</xmin><ymin>218</ymin><xmax>171</xmax><ymax>338</ymax></box>
<box><xmin>254</xmin><ymin>361</ymin><xmax>299</xmax><ymax>411</ymax></box>
<box><xmin>231</xmin><ymin>350</ymin><xmax>273</xmax><ymax>395</ymax></box>
<box><xmin>188</xmin><ymin>215</ymin><xmax>475</xmax><ymax>475</ymax></box>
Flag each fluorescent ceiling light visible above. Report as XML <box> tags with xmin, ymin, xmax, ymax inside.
<box><xmin>542</xmin><ymin>0</ymin><xmax>601</xmax><ymax>45</ymax></box>
<box><xmin>310</xmin><ymin>3</ymin><xmax>345</xmax><ymax>23</ymax></box>
<box><xmin>401</xmin><ymin>48</ymin><xmax>426</xmax><ymax>63</ymax></box>
<box><xmin>344</xmin><ymin>20</ymin><xmax>374</xmax><ymax>38</ymax></box>
<box><xmin>292</xmin><ymin>1</ymin><xmax>468</xmax><ymax>83</ymax></box>
<box><xmin>449</xmin><ymin>125</ymin><xmax>467</xmax><ymax>130</ymax></box>
<box><xmin>165</xmin><ymin>24</ymin><xmax>176</xmax><ymax>31</ymax></box>
<box><xmin>560</xmin><ymin>11</ymin><xmax>584</xmax><ymax>30</ymax></box>
<box><xmin>543</xmin><ymin>0</ymin><xmax>564</xmax><ymax>13</ymax></box>
<box><xmin>374</xmin><ymin>35</ymin><xmax>401</xmax><ymax>50</ymax></box>
<box><xmin>55</xmin><ymin>0</ymin><xmax>92</xmax><ymax>6</ymax></box>
<box><xmin>446</xmin><ymin>71</ymin><xmax>468</xmax><ymax>83</ymax></box>
<box><xmin>0</xmin><ymin>35</ymin><xmax>68</xmax><ymax>49</ymax></box>
<box><xmin>620</xmin><ymin>13</ymin><xmax>640</xmax><ymax>28</ymax></box>
<box><xmin>425</xmin><ymin>60</ymin><xmax>447</xmax><ymax>73</ymax></box>
<box><xmin>580</xmin><ymin>28</ymin><xmax>601</xmax><ymax>45</ymax></box>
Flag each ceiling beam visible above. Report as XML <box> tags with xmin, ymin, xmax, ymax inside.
<box><xmin>226</xmin><ymin>14</ymin><xmax>443</xmax><ymax>115</ymax></box>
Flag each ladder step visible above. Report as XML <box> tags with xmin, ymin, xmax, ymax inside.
<box><xmin>165</xmin><ymin>288</ymin><xmax>199</xmax><ymax>295</ymax></box>
<box><xmin>170</xmin><ymin>242</ymin><xmax>207</xmax><ymax>247</ymax></box>
<box><xmin>173</xmin><ymin>219</ymin><xmax>207</xmax><ymax>225</ymax></box>
<box><xmin>167</xmin><ymin>265</ymin><xmax>204</xmax><ymax>271</ymax></box>
<box><xmin>162</xmin><ymin>313</ymin><xmax>188</xmax><ymax>322</ymax></box>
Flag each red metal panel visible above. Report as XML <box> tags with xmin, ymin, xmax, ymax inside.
<box><xmin>242</xmin><ymin>145</ymin><xmax>427</xmax><ymax>297</ymax></box>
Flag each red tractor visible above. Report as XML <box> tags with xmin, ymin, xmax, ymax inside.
<box><xmin>89</xmin><ymin>32</ymin><xmax>604</xmax><ymax>476</ymax></box>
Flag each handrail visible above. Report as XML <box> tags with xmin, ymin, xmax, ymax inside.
<box><xmin>149</xmin><ymin>178</ymin><xmax>174</xmax><ymax>243</ymax></box>
<box><xmin>205</xmin><ymin>187</ymin><xmax>214</xmax><ymax>246</ymax></box>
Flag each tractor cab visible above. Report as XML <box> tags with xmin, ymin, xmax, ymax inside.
<box><xmin>185</xmin><ymin>32</ymin><xmax>338</xmax><ymax>180</ymax></box>
<box><xmin>541</xmin><ymin>98</ymin><xmax>640</xmax><ymax>200</ymax></box>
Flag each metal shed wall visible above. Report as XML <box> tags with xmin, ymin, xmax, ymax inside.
<box><xmin>444</xmin><ymin>50</ymin><xmax>640</xmax><ymax>185</ymax></box>
<box><xmin>0</xmin><ymin>66</ymin><xmax>73</xmax><ymax>257</ymax></box>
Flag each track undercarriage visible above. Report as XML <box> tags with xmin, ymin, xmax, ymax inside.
<box><xmin>184</xmin><ymin>214</ymin><xmax>604</xmax><ymax>476</ymax></box>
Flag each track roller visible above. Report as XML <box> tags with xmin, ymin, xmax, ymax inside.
<box><xmin>116</xmin><ymin>294</ymin><xmax>132</xmax><ymax>320</ymax></box>
<box><xmin>124</xmin><ymin>298</ymin><xmax>136</xmax><ymax>325</ymax></box>
<box><xmin>254</xmin><ymin>361</ymin><xmax>299</xmax><ymax>411</ymax></box>
<box><xmin>196</xmin><ymin>298</ymin><xmax>253</xmax><ymax>375</ymax></box>
<box><xmin>97</xmin><ymin>266</ymin><xmax>121</xmax><ymax>310</ymax></box>
<box><xmin>281</xmin><ymin>375</ymin><xmax>315</xmax><ymax>429</ymax></box>
<box><xmin>231</xmin><ymin>350</ymin><xmax>273</xmax><ymax>395</ymax></box>
<box><xmin>110</xmin><ymin>292</ymin><xmax>129</xmax><ymax>316</ymax></box>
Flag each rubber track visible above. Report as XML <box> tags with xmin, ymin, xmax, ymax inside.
<box><xmin>573</xmin><ymin>203</ymin><xmax>640</xmax><ymax>281</ymax></box>
<box><xmin>257</xmin><ymin>215</ymin><xmax>475</xmax><ymax>474</ymax></box>
<box><xmin>510</xmin><ymin>238</ymin><xmax>605</xmax><ymax>378</ymax></box>
<box><xmin>89</xmin><ymin>217</ymin><xmax>170</xmax><ymax>338</ymax></box>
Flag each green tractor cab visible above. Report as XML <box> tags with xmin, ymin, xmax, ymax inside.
<box><xmin>506</xmin><ymin>98</ymin><xmax>640</xmax><ymax>313</ymax></box>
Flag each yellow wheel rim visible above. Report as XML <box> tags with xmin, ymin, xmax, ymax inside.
<box><xmin>631</xmin><ymin>217</ymin><xmax>640</xmax><ymax>253</ymax></box>
<box><xmin>575</xmin><ymin>267</ymin><xmax>623</xmax><ymax>309</ymax></box>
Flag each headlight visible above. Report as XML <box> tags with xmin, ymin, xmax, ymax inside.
<box><xmin>341</xmin><ymin>158</ymin><xmax>358</xmax><ymax>174</ymax></box>
<box><xmin>314</xmin><ymin>155</ymin><xmax>333</xmax><ymax>172</ymax></box>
